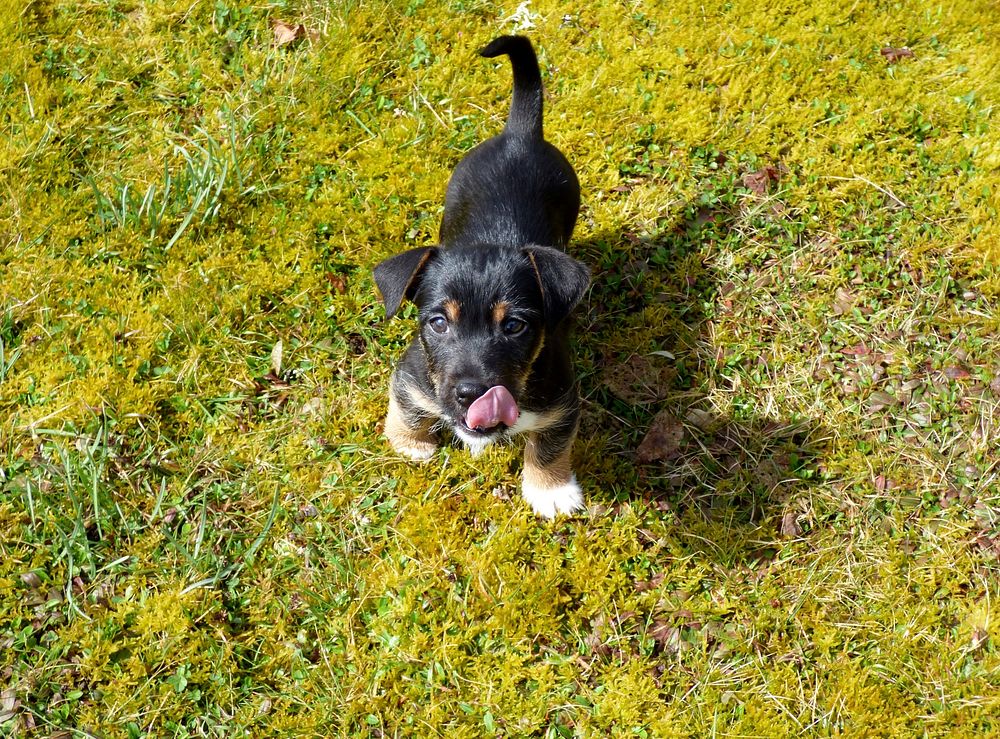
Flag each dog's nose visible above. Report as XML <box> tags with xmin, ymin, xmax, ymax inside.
<box><xmin>454</xmin><ymin>381</ymin><xmax>488</xmax><ymax>407</ymax></box>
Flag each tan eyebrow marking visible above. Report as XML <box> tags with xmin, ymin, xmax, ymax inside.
<box><xmin>443</xmin><ymin>299</ymin><xmax>461</xmax><ymax>323</ymax></box>
<box><xmin>492</xmin><ymin>301</ymin><xmax>510</xmax><ymax>324</ymax></box>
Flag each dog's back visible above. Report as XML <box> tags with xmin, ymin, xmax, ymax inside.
<box><xmin>439</xmin><ymin>36</ymin><xmax>580</xmax><ymax>250</ymax></box>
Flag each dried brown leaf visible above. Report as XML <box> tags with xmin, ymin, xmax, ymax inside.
<box><xmin>990</xmin><ymin>375</ymin><xmax>1000</xmax><ymax>395</ymax></box>
<box><xmin>637</xmin><ymin>411</ymin><xmax>685</xmax><ymax>462</ymax></box>
<box><xmin>272</xmin><ymin>19</ymin><xmax>304</xmax><ymax>46</ymax></box>
<box><xmin>742</xmin><ymin>165</ymin><xmax>781</xmax><ymax>195</ymax></box>
<box><xmin>780</xmin><ymin>512</ymin><xmax>802</xmax><ymax>538</ymax></box>
<box><xmin>881</xmin><ymin>46</ymin><xmax>915</xmax><ymax>63</ymax></box>
<box><xmin>753</xmin><ymin>272</ymin><xmax>774</xmax><ymax>289</ymax></box>
<box><xmin>584</xmin><ymin>615</ymin><xmax>611</xmax><ymax>657</ymax></box>
<box><xmin>270</xmin><ymin>339</ymin><xmax>283</xmax><ymax>376</ymax></box>
<box><xmin>832</xmin><ymin>287</ymin><xmax>855</xmax><ymax>316</ymax></box>
<box><xmin>944</xmin><ymin>366</ymin><xmax>971</xmax><ymax>380</ymax></box>
<box><xmin>841</xmin><ymin>343</ymin><xmax>870</xmax><ymax>356</ymax></box>
<box><xmin>602</xmin><ymin>354</ymin><xmax>674</xmax><ymax>404</ymax></box>
<box><xmin>940</xmin><ymin>488</ymin><xmax>959</xmax><ymax>507</ymax></box>
<box><xmin>867</xmin><ymin>390</ymin><xmax>897</xmax><ymax>412</ymax></box>
<box><xmin>684</xmin><ymin>407</ymin><xmax>714</xmax><ymax>430</ymax></box>
<box><xmin>971</xmin><ymin>626</ymin><xmax>989</xmax><ymax>651</ymax></box>
<box><xmin>634</xmin><ymin>572</ymin><xmax>666</xmax><ymax>593</ymax></box>
<box><xmin>0</xmin><ymin>687</ymin><xmax>16</xmax><ymax>714</ymax></box>
<box><xmin>326</xmin><ymin>272</ymin><xmax>348</xmax><ymax>294</ymax></box>
<box><xmin>648</xmin><ymin>619</ymin><xmax>682</xmax><ymax>654</ymax></box>
<box><xmin>272</xmin><ymin>19</ymin><xmax>318</xmax><ymax>47</ymax></box>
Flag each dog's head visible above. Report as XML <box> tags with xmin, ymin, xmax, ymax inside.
<box><xmin>374</xmin><ymin>244</ymin><xmax>589</xmax><ymax>441</ymax></box>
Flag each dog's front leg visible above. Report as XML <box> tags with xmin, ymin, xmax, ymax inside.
<box><xmin>521</xmin><ymin>415</ymin><xmax>583</xmax><ymax>518</ymax></box>
<box><xmin>384</xmin><ymin>379</ymin><xmax>438</xmax><ymax>461</ymax></box>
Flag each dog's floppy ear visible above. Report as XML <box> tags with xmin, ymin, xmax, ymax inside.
<box><xmin>523</xmin><ymin>246</ymin><xmax>590</xmax><ymax>324</ymax></box>
<box><xmin>373</xmin><ymin>247</ymin><xmax>438</xmax><ymax>317</ymax></box>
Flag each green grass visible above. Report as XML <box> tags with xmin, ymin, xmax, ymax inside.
<box><xmin>2</xmin><ymin>0</ymin><xmax>1000</xmax><ymax>735</ymax></box>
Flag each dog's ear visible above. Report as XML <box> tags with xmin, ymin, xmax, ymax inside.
<box><xmin>373</xmin><ymin>247</ymin><xmax>438</xmax><ymax>317</ymax></box>
<box><xmin>523</xmin><ymin>246</ymin><xmax>590</xmax><ymax>324</ymax></box>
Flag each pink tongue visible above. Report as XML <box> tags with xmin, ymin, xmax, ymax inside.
<box><xmin>465</xmin><ymin>386</ymin><xmax>519</xmax><ymax>431</ymax></box>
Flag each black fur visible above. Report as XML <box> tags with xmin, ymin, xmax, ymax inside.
<box><xmin>373</xmin><ymin>246</ymin><xmax>438</xmax><ymax>317</ymax></box>
<box><xmin>374</xmin><ymin>35</ymin><xmax>588</xmax><ymax>447</ymax></box>
<box><xmin>440</xmin><ymin>37</ymin><xmax>579</xmax><ymax>250</ymax></box>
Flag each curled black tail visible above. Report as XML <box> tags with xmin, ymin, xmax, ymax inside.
<box><xmin>479</xmin><ymin>35</ymin><xmax>543</xmax><ymax>139</ymax></box>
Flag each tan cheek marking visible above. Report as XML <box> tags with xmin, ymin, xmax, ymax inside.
<box><xmin>518</xmin><ymin>330</ymin><xmax>546</xmax><ymax>390</ymax></box>
<box><xmin>492</xmin><ymin>301</ymin><xmax>509</xmax><ymax>325</ymax></box>
<box><xmin>523</xmin><ymin>437</ymin><xmax>574</xmax><ymax>489</ymax></box>
<box><xmin>526</xmin><ymin>250</ymin><xmax>545</xmax><ymax>301</ymax></box>
<box><xmin>513</xmin><ymin>405</ymin><xmax>566</xmax><ymax>435</ymax></box>
<box><xmin>400</xmin><ymin>381</ymin><xmax>442</xmax><ymax>418</ymax></box>
<box><xmin>443</xmin><ymin>299</ymin><xmax>461</xmax><ymax>323</ymax></box>
<box><xmin>426</xmin><ymin>367</ymin><xmax>445</xmax><ymax>397</ymax></box>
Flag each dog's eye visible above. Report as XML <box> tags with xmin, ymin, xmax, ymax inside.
<box><xmin>502</xmin><ymin>318</ymin><xmax>527</xmax><ymax>336</ymax></box>
<box><xmin>428</xmin><ymin>316</ymin><xmax>449</xmax><ymax>334</ymax></box>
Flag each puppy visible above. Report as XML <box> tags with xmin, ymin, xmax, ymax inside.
<box><xmin>373</xmin><ymin>36</ymin><xmax>589</xmax><ymax>518</ymax></box>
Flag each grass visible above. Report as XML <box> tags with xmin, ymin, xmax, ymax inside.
<box><xmin>2</xmin><ymin>0</ymin><xmax>1000</xmax><ymax>735</ymax></box>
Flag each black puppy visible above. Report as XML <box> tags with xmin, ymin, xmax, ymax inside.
<box><xmin>373</xmin><ymin>36</ymin><xmax>589</xmax><ymax>518</ymax></box>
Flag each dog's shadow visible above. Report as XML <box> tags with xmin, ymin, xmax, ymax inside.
<box><xmin>569</xmin><ymin>203</ymin><xmax>829</xmax><ymax>565</ymax></box>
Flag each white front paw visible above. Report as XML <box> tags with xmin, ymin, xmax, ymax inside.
<box><xmin>393</xmin><ymin>439</ymin><xmax>436</xmax><ymax>461</ymax></box>
<box><xmin>521</xmin><ymin>474</ymin><xmax>584</xmax><ymax>519</ymax></box>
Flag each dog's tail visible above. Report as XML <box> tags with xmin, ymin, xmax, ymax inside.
<box><xmin>479</xmin><ymin>35</ymin><xmax>543</xmax><ymax>139</ymax></box>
